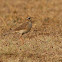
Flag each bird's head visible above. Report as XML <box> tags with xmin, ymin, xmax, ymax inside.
<box><xmin>26</xmin><ymin>17</ymin><xmax>35</xmax><ymax>23</ymax></box>
<box><xmin>26</xmin><ymin>17</ymin><xmax>32</xmax><ymax>22</ymax></box>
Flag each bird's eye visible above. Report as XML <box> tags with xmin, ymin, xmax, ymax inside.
<box><xmin>27</xmin><ymin>17</ymin><xmax>31</xmax><ymax>20</ymax></box>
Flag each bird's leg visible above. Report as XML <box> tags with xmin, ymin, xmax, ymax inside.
<box><xmin>20</xmin><ymin>35</ymin><xmax>24</xmax><ymax>45</ymax></box>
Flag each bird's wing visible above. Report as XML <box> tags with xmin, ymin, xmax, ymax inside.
<box><xmin>14</xmin><ymin>22</ymin><xmax>29</xmax><ymax>31</ymax></box>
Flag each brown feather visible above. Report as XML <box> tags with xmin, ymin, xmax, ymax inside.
<box><xmin>14</xmin><ymin>21</ymin><xmax>29</xmax><ymax>31</ymax></box>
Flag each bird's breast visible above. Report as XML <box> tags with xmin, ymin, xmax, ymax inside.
<box><xmin>27</xmin><ymin>22</ymin><xmax>32</xmax><ymax>30</ymax></box>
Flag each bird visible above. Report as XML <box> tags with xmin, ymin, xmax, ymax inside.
<box><xmin>13</xmin><ymin>17</ymin><xmax>32</xmax><ymax>44</ymax></box>
<box><xmin>14</xmin><ymin>17</ymin><xmax>32</xmax><ymax>35</ymax></box>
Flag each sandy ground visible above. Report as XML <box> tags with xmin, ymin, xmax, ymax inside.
<box><xmin>0</xmin><ymin>0</ymin><xmax>62</xmax><ymax>62</ymax></box>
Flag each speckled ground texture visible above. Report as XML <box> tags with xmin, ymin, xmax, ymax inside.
<box><xmin>0</xmin><ymin>0</ymin><xmax>62</xmax><ymax>62</ymax></box>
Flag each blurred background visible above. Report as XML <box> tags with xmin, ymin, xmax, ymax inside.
<box><xmin>0</xmin><ymin>0</ymin><xmax>62</xmax><ymax>62</ymax></box>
